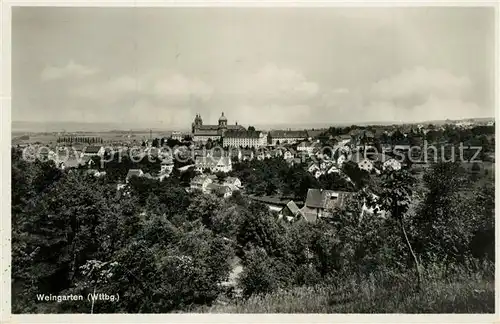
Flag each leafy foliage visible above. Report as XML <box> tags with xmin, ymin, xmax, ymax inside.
<box><xmin>10</xmin><ymin>138</ymin><xmax>495</xmax><ymax>313</ymax></box>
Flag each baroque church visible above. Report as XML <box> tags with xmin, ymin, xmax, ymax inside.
<box><xmin>191</xmin><ymin>112</ymin><xmax>245</xmax><ymax>143</ymax></box>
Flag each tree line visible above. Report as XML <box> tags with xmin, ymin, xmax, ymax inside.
<box><xmin>57</xmin><ymin>137</ymin><xmax>104</xmax><ymax>144</ymax></box>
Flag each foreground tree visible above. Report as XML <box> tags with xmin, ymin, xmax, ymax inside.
<box><xmin>365</xmin><ymin>169</ymin><xmax>421</xmax><ymax>289</ymax></box>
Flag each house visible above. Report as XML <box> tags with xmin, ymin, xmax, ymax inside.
<box><xmin>82</xmin><ymin>145</ymin><xmax>105</xmax><ymax>157</ymax></box>
<box><xmin>297</xmin><ymin>141</ymin><xmax>316</xmax><ymax>155</ymax></box>
<box><xmin>240</xmin><ymin>149</ymin><xmax>254</xmax><ymax>161</ymax></box>
<box><xmin>224</xmin><ymin>177</ymin><xmax>242</xmax><ymax>190</ymax></box>
<box><xmin>367</xmin><ymin>153</ymin><xmax>401</xmax><ymax>171</ymax></box>
<box><xmin>349</xmin><ymin>152</ymin><xmax>374</xmax><ymax>172</ymax></box>
<box><xmin>223</xmin><ymin>130</ymin><xmax>268</xmax><ymax>148</ymax></box>
<box><xmin>247</xmin><ymin>195</ymin><xmax>303</xmax><ymax>213</ymax></box>
<box><xmin>126</xmin><ymin>169</ymin><xmax>144</xmax><ymax>183</ymax></box>
<box><xmin>268</xmin><ymin>130</ymin><xmax>308</xmax><ymax>145</ymax></box>
<box><xmin>278</xmin><ymin>200</ymin><xmax>302</xmax><ymax>221</ymax></box>
<box><xmin>190</xmin><ymin>175</ymin><xmax>213</xmax><ymax>193</ymax></box>
<box><xmin>195</xmin><ymin>156</ymin><xmax>232</xmax><ymax>173</ymax></box>
<box><xmin>80</xmin><ymin>156</ymin><xmax>94</xmax><ymax>168</ymax></box>
<box><xmin>171</xmin><ymin>131</ymin><xmax>191</xmax><ymax>141</ymax></box>
<box><xmin>206</xmin><ymin>183</ymin><xmax>233</xmax><ymax>198</ymax></box>
<box><xmin>358</xmin><ymin>159</ymin><xmax>374</xmax><ymax>172</ymax></box>
<box><xmin>299</xmin><ymin>189</ymin><xmax>351</xmax><ymax>222</ymax></box>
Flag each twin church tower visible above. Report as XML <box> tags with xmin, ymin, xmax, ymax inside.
<box><xmin>191</xmin><ymin>112</ymin><xmax>244</xmax><ymax>137</ymax></box>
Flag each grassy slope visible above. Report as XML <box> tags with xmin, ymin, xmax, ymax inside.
<box><xmin>196</xmin><ymin>272</ymin><xmax>494</xmax><ymax>313</ymax></box>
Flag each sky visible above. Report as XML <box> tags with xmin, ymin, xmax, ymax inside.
<box><xmin>12</xmin><ymin>7</ymin><xmax>496</xmax><ymax>130</ymax></box>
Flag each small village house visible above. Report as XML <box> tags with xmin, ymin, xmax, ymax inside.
<box><xmin>223</xmin><ymin>177</ymin><xmax>242</xmax><ymax>190</ymax></box>
<box><xmin>299</xmin><ymin>189</ymin><xmax>351</xmax><ymax>222</ymax></box>
<box><xmin>278</xmin><ymin>200</ymin><xmax>302</xmax><ymax>221</ymax></box>
<box><xmin>195</xmin><ymin>156</ymin><xmax>232</xmax><ymax>173</ymax></box>
<box><xmin>82</xmin><ymin>145</ymin><xmax>105</xmax><ymax>157</ymax></box>
<box><xmin>206</xmin><ymin>183</ymin><xmax>233</xmax><ymax>198</ymax></box>
<box><xmin>349</xmin><ymin>152</ymin><xmax>374</xmax><ymax>172</ymax></box>
<box><xmin>190</xmin><ymin>175</ymin><xmax>213</xmax><ymax>193</ymax></box>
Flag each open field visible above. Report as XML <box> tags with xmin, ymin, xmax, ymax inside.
<box><xmin>12</xmin><ymin>131</ymin><xmax>173</xmax><ymax>145</ymax></box>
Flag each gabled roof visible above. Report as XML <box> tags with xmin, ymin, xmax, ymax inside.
<box><xmin>285</xmin><ymin>200</ymin><xmax>301</xmax><ymax>216</ymax></box>
<box><xmin>300</xmin><ymin>206</ymin><xmax>318</xmax><ymax>222</ymax></box>
<box><xmin>224</xmin><ymin>130</ymin><xmax>262</xmax><ymax>139</ymax></box>
<box><xmin>224</xmin><ymin>177</ymin><xmax>240</xmax><ymax>185</ymax></box>
<box><xmin>305</xmin><ymin>189</ymin><xmax>334</xmax><ymax>208</ymax></box>
<box><xmin>84</xmin><ymin>146</ymin><xmax>103</xmax><ymax>154</ymax></box>
<box><xmin>191</xmin><ymin>175</ymin><xmax>211</xmax><ymax>185</ymax></box>
<box><xmin>304</xmin><ymin>189</ymin><xmax>352</xmax><ymax>210</ymax></box>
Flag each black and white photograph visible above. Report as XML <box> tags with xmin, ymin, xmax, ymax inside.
<box><xmin>5</xmin><ymin>3</ymin><xmax>497</xmax><ymax>316</ymax></box>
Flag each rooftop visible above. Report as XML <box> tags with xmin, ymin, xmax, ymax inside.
<box><xmin>224</xmin><ymin>129</ymin><xmax>262</xmax><ymax>139</ymax></box>
<box><xmin>269</xmin><ymin>130</ymin><xmax>308</xmax><ymax>138</ymax></box>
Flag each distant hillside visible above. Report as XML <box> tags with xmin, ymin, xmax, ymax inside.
<box><xmin>11</xmin><ymin>121</ymin><xmax>180</xmax><ymax>133</ymax></box>
<box><xmin>12</xmin><ymin>116</ymin><xmax>494</xmax><ymax>134</ymax></box>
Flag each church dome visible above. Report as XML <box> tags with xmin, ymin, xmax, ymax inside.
<box><xmin>219</xmin><ymin>112</ymin><xmax>227</xmax><ymax>122</ymax></box>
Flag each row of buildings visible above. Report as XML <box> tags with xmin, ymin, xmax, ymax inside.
<box><xmin>171</xmin><ymin>112</ymin><xmax>316</xmax><ymax>147</ymax></box>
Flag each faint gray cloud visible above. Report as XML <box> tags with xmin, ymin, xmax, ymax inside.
<box><xmin>40</xmin><ymin>60</ymin><xmax>99</xmax><ymax>81</ymax></box>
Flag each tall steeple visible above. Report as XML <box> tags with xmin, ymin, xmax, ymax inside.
<box><xmin>218</xmin><ymin>112</ymin><xmax>228</xmax><ymax>127</ymax></box>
